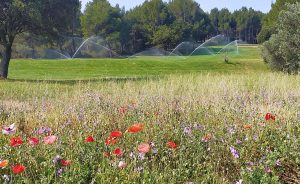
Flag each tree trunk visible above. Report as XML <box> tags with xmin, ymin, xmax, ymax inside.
<box><xmin>0</xmin><ymin>45</ymin><xmax>12</xmax><ymax>79</ymax></box>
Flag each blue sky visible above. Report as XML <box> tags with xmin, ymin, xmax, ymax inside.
<box><xmin>81</xmin><ymin>0</ymin><xmax>274</xmax><ymax>13</ymax></box>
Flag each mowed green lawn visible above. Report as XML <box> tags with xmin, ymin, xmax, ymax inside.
<box><xmin>8</xmin><ymin>46</ymin><xmax>268</xmax><ymax>80</ymax></box>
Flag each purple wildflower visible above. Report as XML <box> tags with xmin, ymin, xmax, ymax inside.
<box><xmin>230</xmin><ymin>146</ymin><xmax>239</xmax><ymax>159</ymax></box>
<box><xmin>37</xmin><ymin>127</ymin><xmax>51</xmax><ymax>134</ymax></box>
<box><xmin>56</xmin><ymin>168</ymin><xmax>64</xmax><ymax>176</ymax></box>
<box><xmin>152</xmin><ymin>148</ymin><xmax>158</xmax><ymax>154</ymax></box>
<box><xmin>227</xmin><ymin>127</ymin><xmax>235</xmax><ymax>135</ymax></box>
<box><xmin>138</xmin><ymin>153</ymin><xmax>145</xmax><ymax>160</ymax></box>
<box><xmin>236</xmin><ymin>139</ymin><xmax>242</xmax><ymax>144</ymax></box>
<box><xmin>183</xmin><ymin>127</ymin><xmax>192</xmax><ymax>136</ymax></box>
<box><xmin>253</xmin><ymin>134</ymin><xmax>258</xmax><ymax>141</ymax></box>
<box><xmin>2</xmin><ymin>123</ymin><xmax>16</xmax><ymax>135</ymax></box>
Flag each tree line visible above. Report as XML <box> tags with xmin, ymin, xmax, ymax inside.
<box><xmin>0</xmin><ymin>0</ymin><xmax>266</xmax><ymax>78</ymax></box>
<box><xmin>81</xmin><ymin>0</ymin><xmax>265</xmax><ymax>54</ymax></box>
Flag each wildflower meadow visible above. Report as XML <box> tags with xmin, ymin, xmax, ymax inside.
<box><xmin>0</xmin><ymin>0</ymin><xmax>299</xmax><ymax>183</ymax></box>
<box><xmin>0</xmin><ymin>73</ymin><xmax>299</xmax><ymax>183</ymax></box>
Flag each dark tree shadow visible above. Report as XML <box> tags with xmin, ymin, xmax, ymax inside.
<box><xmin>6</xmin><ymin>76</ymin><xmax>161</xmax><ymax>85</ymax></box>
<box><xmin>225</xmin><ymin>61</ymin><xmax>241</xmax><ymax>66</ymax></box>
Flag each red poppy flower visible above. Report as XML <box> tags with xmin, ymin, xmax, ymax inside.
<box><xmin>12</xmin><ymin>164</ymin><xmax>25</xmax><ymax>174</ymax></box>
<box><xmin>138</xmin><ymin>143</ymin><xmax>150</xmax><ymax>153</ymax></box>
<box><xmin>10</xmin><ymin>137</ymin><xmax>22</xmax><ymax>147</ymax></box>
<box><xmin>167</xmin><ymin>141</ymin><xmax>177</xmax><ymax>149</ymax></box>
<box><xmin>105</xmin><ymin>137</ymin><xmax>117</xmax><ymax>145</ymax></box>
<box><xmin>29</xmin><ymin>137</ymin><xmax>39</xmax><ymax>146</ymax></box>
<box><xmin>113</xmin><ymin>148</ymin><xmax>123</xmax><ymax>157</ymax></box>
<box><xmin>110</xmin><ymin>131</ymin><xmax>123</xmax><ymax>138</ymax></box>
<box><xmin>127</xmin><ymin>124</ymin><xmax>144</xmax><ymax>133</ymax></box>
<box><xmin>85</xmin><ymin>135</ymin><xmax>94</xmax><ymax>142</ymax></box>
<box><xmin>265</xmin><ymin>113</ymin><xmax>275</xmax><ymax>121</ymax></box>
<box><xmin>61</xmin><ymin>159</ymin><xmax>71</xmax><ymax>167</ymax></box>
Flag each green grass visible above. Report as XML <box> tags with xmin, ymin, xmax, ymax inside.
<box><xmin>8</xmin><ymin>47</ymin><xmax>268</xmax><ymax>80</ymax></box>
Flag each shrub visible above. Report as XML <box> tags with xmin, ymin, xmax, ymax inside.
<box><xmin>257</xmin><ymin>26</ymin><xmax>273</xmax><ymax>44</ymax></box>
<box><xmin>261</xmin><ymin>3</ymin><xmax>300</xmax><ymax>74</ymax></box>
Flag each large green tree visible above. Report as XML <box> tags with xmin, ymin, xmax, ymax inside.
<box><xmin>81</xmin><ymin>0</ymin><xmax>112</xmax><ymax>37</ymax></box>
<box><xmin>262</xmin><ymin>2</ymin><xmax>300</xmax><ymax>73</ymax></box>
<box><xmin>0</xmin><ymin>0</ymin><xmax>80</xmax><ymax>79</ymax></box>
<box><xmin>0</xmin><ymin>0</ymin><xmax>38</xmax><ymax>78</ymax></box>
<box><xmin>168</xmin><ymin>0</ymin><xmax>212</xmax><ymax>42</ymax></box>
<box><xmin>80</xmin><ymin>0</ymin><xmax>125</xmax><ymax>52</ymax></box>
<box><xmin>151</xmin><ymin>25</ymin><xmax>180</xmax><ymax>50</ymax></box>
<box><xmin>257</xmin><ymin>0</ymin><xmax>300</xmax><ymax>43</ymax></box>
<box><xmin>125</xmin><ymin>0</ymin><xmax>171</xmax><ymax>51</ymax></box>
